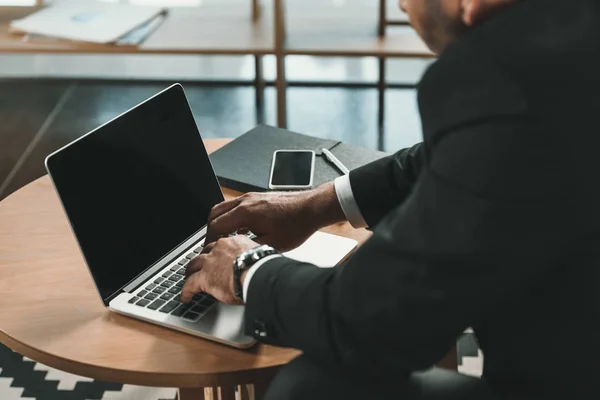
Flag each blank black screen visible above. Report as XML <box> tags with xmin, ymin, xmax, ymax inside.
<box><xmin>271</xmin><ymin>151</ymin><xmax>314</xmax><ymax>186</ymax></box>
<box><xmin>46</xmin><ymin>85</ymin><xmax>223</xmax><ymax>303</ymax></box>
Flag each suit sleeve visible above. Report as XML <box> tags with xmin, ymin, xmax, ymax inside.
<box><xmin>244</xmin><ymin>46</ymin><xmax>567</xmax><ymax>377</ymax></box>
<box><xmin>348</xmin><ymin>142</ymin><xmax>426</xmax><ymax>228</ymax></box>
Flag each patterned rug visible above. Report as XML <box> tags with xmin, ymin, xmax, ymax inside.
<box><xmin>0</xmin><ymin>344</ymin><xmax>177</xmax><ymax>400</ymax></box>
<box><xmin>0</xmin><ymin>333</ymin><xmax>483</xmax><ymax>399</ymax></box>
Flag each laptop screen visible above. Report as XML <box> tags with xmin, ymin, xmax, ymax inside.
<box><xmin>46</xmin><ymin>85</ymin><xmax>224</xmax><ymax>303</ymax></box>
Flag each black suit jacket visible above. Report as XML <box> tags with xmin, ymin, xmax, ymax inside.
<box><xmin>245</xmin><ymin>0</ymin><xmax>600</xmax><ymax>397</ymax></box>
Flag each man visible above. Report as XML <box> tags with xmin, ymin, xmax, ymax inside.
<box><xmin>182</xmin><ymin>0</ymin><xmax>600</xmax><ymax>398</ymax></box>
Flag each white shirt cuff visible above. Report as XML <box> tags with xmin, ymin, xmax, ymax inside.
<box><xmin>334</xmin><ymin>175</ymin><xmax>368</xmax><ymax>229</ymax></box>
<box><xmin>242</xmin><ymin>254</ymin><xmax>282</xmax><ymax>302</ymax></box>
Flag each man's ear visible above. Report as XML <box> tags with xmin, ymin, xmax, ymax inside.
<box><xmin>459</xmin><ymin>0</ymin><xmax>482</xmax><ymax>26</ymax></box>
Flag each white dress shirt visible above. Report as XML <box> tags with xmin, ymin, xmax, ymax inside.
<box><xmin>242</xmin><ymin>175</ymin><xmax>366</xmax><ymax>302</ymax></box>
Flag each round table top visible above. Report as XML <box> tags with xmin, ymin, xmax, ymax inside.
<box><xmin>0</xmin><ymin>138</ymin><xmax>370</xmax><ymax>388</ymax></box>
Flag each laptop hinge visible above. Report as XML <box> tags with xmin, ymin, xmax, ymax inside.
<box><xmin>120</xmin><ymin>226</ymin><xmax>207</xmax><ymax>295</ymax></box>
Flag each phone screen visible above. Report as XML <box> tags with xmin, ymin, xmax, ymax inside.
<box><xmin>271</xmin><ymin>151</ymin><xmax>314</xmax><ymax>186</ymax></box>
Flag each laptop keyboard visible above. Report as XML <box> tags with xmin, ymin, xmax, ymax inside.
<box><xmin>128</xmin><ymin>244</ymin><xmax>216</xmax><ymax>321</ymax></box>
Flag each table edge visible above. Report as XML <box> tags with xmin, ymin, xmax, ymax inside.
<box><xmin>0</xmin><ymin>329</ymin><xmax>285</xmax><ymax>387</ymax></box>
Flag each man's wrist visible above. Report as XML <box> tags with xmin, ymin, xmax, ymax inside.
<box><xmin>303</xmin><ymin>182</ymin><xmax>347</xmax><ymax>228</ymax></box>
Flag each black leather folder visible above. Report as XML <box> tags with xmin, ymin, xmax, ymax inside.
<box><xmin>209</xmin><ymin>125</ymin><xmax>389</xmax><ymax>192</ymax></box>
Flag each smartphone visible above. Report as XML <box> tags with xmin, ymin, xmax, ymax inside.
<box><xmin>269</xmin><ymin>150</ymin><xmax>316</xmax><ymax>190</ymax></box>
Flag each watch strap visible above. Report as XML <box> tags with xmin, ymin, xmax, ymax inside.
<box><xmin>233</xmin><ymin>245</ymin><xmax>277</xmax><ymax>301</ymax></box>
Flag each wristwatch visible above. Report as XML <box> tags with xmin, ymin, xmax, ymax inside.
<box><xmin>233</xmin><ymin>245</ymin><xmax>278</xmax><ymax>302</ymax></box>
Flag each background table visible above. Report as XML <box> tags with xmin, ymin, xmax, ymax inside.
<box><xmin>0</xmin><ymin>2</ymin><xmax>433</xmax><ymax>137</ymax></box>
<box><xmin>0</xmin><ymin>138</ymin><xmax>372</xmax><ymax>400</ymax></box>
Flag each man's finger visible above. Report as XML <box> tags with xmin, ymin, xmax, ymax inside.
<box><xmin>185</xmin><ymin>254</ymin><xmax>207</xmax><ymax>278</ymax></box>
<box><xmin>207</xmin><ymin>198</ymin><xmax>242</xmax><ymax>224</ymax></box>
<box><xmin>181</xmin><ymin>272</ymin><xmax>203</xmax><ymax>303</ymax></box>
<box><xmin>205</xmin><ymin>206</ymin><xmax>249</xmax><ymax>244</ymax></box>
<box><xmin>201</xmin><ymin>241</ymin><xmax>216</xmax><ymax>255</ymax></box>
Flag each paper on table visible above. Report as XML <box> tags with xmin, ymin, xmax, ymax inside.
<box><xmin>284</xmin><ymin>231</ymin><xmax>358</xmax><ymax>268</ymax></box>
<box><xmin>10</xmin><ymin>1</ymin><xmax>166</xmax><ymax>44</ymax></box>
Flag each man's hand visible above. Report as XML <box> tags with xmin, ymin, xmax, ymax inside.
<box><xmin>181</xmin><ymin>235</ymin><xmax>258</xmax><ymax>305</ymax></box>
<box><xmin>205</xmin><ymin>182</ymin><xmax>346</xmax><ymax>252</ymax></box>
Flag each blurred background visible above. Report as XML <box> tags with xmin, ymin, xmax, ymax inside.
<box><xmin>0</xmin><ymin>0</ymin><xmax>434</xmax><ymax>201</ymax></box>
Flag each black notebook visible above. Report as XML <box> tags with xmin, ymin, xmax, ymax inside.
<box><xmin>209</xmin><ymin>125</ymin><xmax>389</xmax><ymax>193</ymax></box>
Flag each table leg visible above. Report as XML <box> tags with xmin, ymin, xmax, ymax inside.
<box><xmin>252</xmin><ymin>0</ymin><xmax>261</xmax><ymax>21</ymax></box>
<box><xmin>240</xmin><ymin>385</ymin><xmax>253</xmax><ymax>400</ymax></box>
<box><xmin>274</xmin><ymin>0</ymin><xmax>288</xmax><ymax>129</ymax></box>
<box><xmin>220</xmin><ymin>386</ymin><xmax>237</xmax><ymax>400</ymax></box>
<box><xmin>239</xmin><ymin>384</ymin><xmax>268</xmax><ymax>400</ymax></box>
<box><xmin>378</xmin><ymin>0</ymin><xmax>386</xmax><ymax>37</ymax></box>
<box><xmin>178</xmin><ymin>387</ymin><xmax>213</xmax><ymax>400</ymax></box>
<box><xmin>377</xmin><ymin>57</ymin><xmax>386</xmax><ymax>151</ymax></box>
<box><xmin>178</xmin><ymin>382</ymin><xmax>271</xmax><ymax>399</ymax></box>
<box><xmin>254</xmin><ymin>54</ymin><xmax>265</xmax><ymax>125</ymax></box>
<box><xmin>253</xmin><ymin>382</ymin><xmax>269</xmax><ymax>400</ymax></box>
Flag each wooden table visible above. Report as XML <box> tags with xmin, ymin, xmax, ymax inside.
<box><xmin>0</xmin><ymin>138</ymin><xmax>372</xmax><ymax>400</ymax></box>
<box><xmin>0</xmin><ymin>5</ymin><xmax>273</xmax><ymax>55</ymax></box>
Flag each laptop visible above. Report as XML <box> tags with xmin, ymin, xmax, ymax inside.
<box><xmin>45</xmin><ymin>84</ymin><xmax>358</xmax><ymax>349</ymax></box>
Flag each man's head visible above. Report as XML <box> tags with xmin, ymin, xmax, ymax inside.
<box><xmin>399</xmin><ymin>0</ymin><xmax>520</xmax><ymax>54</ymax></box>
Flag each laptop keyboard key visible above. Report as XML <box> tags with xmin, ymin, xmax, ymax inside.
<box><xmin>138</xmin><ymin>290</ymin><xmax>148</xmax><ymax>297</ymax></box>
<box><xmin>160</xmin><ymin>281</ymin><xmax>172</xmax><ymax>288</ymax></box>
<box><xmin>168</xmin><ymin>275</ymin><xmax>179</xmax><ymax>282</ymax></box>
<box><xmin>185</xmin><ymin>252</ymin><xmax>196</xmax><ymax>259</ymax></box>
<box><xmin>177</xmin><ymin>268</ymin><xmax>186</xmax><ymax>275</ymax></box>
<box><xmin>178</xmin><ymin>259</ymin><xmax>189</xmax><ymax>266</ymax></box>
<box><xmin>205</xmin><ymin>298</ymin><xmax>216</xmax><ymax>306</ymax></box>
<box><xmin>175</xmin><ymin>281</ymin><xmax>185</xmax><ymax>288</ymax></box>
<box><xmin>162</xmin><ymin>271</ymin><xmax>172</xmax><ymax>278</ymax></box>
<box><xmin>193</xmin><ymin>246</ymin><xmax>203</xmax><ymax>253</ymax></box>
<box><xmin>145</xmin><ymin>283</ymin><xmax>156</xmax><ymax>291</ymax></box>
<box><xmin>192</xmin><ymin>293</ymin><xmax>205</xmax><ymax>302</ymax></box>
<box><xmin>191</xmin><ymin>303</ymin><xmax>208</xmax><ymax>314</ymax></box>
<box><xmin>160</xmin><ymin>293</ymin><xmax>174</xmax><ymax>301</ymax></box>
<box><xmin>170</xmin><ymin>265</ymin><xmax>179</xmax><ymax>272</ymax></box>
<box><xmin>178</xmin><ymin>302</ymin><xmax>193</xmax><ymax>311</ymax></box>
<box><xmin>168</xmin><ymin>287</ymin><xmax>181</xmax><ymax>294</ymax></box>
<box><xmin>154</xmin><ymin>278</ymin><xmax>164</xmax><ymax>284</ymax></box>
<box><xmin>152</xmin><ymin>286</ymin><xmax>166</xmax><ymax>294</ymax></box>
<box><xmin>145</xmin><ymin>292</ymin><xmax>158</xmax><ymax>300</ymax></box>
<box><xmin>129</xmin><ymin>296</ymin><xmax>140</xmax><ymax>304</ymax></box>
<box><xmin>136</xmin><ymin>299</ymin><xmax>150</xmax><ymax>307</ymax></box>
<box><xmin>183</xmin><ymin>311</ymin><xmax>201</xmax><ymax>321</ymax></box>
<box><xmin>160</xmin><ymin>301</ymin><xmax>179</xmax><ymax>313</ymax></box>
<box><xmin>171</xmin><ymin>306</ymin><xmax>186</xmax><ymax>317</ymax></box>
<box><xmin>148</xmin><ymin>299</ymin><xmax>166</xmax><ymax>310</ymax></box>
